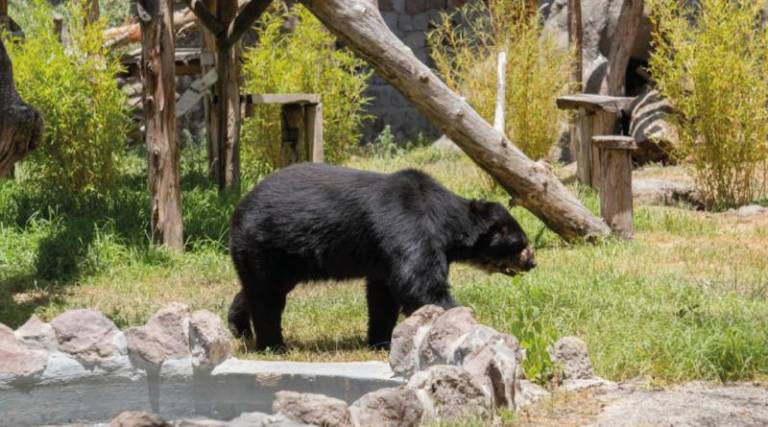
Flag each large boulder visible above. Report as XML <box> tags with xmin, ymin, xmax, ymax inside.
<box><xmin>406</xmin><ymin>365</ymin><xmax>491</xmax><ymax>422</ymax></box>
<box><xmin>540</xmin><ymin>0</ymin><xmax>652</xmax><ymax>93</ymax></box>
<box><xmin>0</xmin><ymin>323</ymin><xmax>48</xmax><ymax>380</ymax></box>
<box><xmin>451</xmin><ymin>324</ymin><xmax>524</xmax><ymax>367</ymax></box>
<box><xmin>189</xmin><ymin>310</ymin><xmax>233</xmax><ymax>369</ymax></box>
<box><xmin>417</xmin><ymin>307</ymin><xmax>477</xmax><ymax>369</ymax></box>
<box><xmin>549</xmin><ymin>336</ymin><xmax>594</xmax><ymax>380</ymax></box>
<box><xmin>51</xmin><ymin>309</ymin><xmax>122</xmax><ymax>365</ymax></box>
<box><xmin>229</xmin><ymin>411</ymin><xmax>311</xmax><ymax>427</ymax></box>
<box><xmin>273</xmin><ymin>391</ymin><xmax>353</xmax><ymax>427</ymax></box>
<box><xmin>125</xmin><ymin>303</ymin><xmax>191</xmax><ymax>366</ymax></box>
<box><xmin>349</xmin><ymin>386</ymin><xmax>424</xmax><ymax>427</ymax></box>
<box><xmin>389</xmin><ymin>304</ymin><xmax>445</xmax><ymax>378</ymax></box>
<box><xmin>15</xmin><ymin>314</ymin><xmax>57</xmax><ymax>351</ymax></box>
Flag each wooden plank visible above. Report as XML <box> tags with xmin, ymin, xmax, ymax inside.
<box><xmin>592</xmin><ymin>135</ymin><xmax>637</xmax><ymax>150</ymax></box>
<box><xmin>243</xmin><ymin>93</ymin><xmax>321</xmax><ymax>105</ymax></box>
<box><xmin>575</xmin><ymin>108</ymin><xmax>593</xmax><ymax>186</ymax></box>
<box><xmin>556</xmin><ymin>94</ymin><xmax>634</xmax><ymax>113</ymax></box>
<box><xmin>176</xmin><ymin>68</ymin><xmax>218</xmax><ymax>118</ymax></box>
<box><xmin>306</xmin><ymin>102</ymin><xmax>324</xmax><ymax>163</ymax></box>
<box><xmin>138</xmin><ymin>0</ymin><xmax>184</xmax><ymax>250</ymax></box>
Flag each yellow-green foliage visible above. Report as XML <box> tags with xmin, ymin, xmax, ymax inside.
<box><xmin>428</xmin><ymin>0</ymin><xmax>572</xmax><ymax>160</ymax></box>
<box><xmin>5</xmin><ymin>1</ymin><xmax>129</xmax><ymax>194</ymax></box>
<box><xmin>648</xmin><ymin>0</ymin><xmax>768</xmax><ymax>209</ymax></box>
<box><xmin>241</xmin><ymin>5</ymin><xmax>371</xmax><ymax>174</ymax></box>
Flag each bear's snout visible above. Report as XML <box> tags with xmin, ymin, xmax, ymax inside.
<box><xmin>519</xmin><ymin>246</ymin><xmax>536</xmax><ymax>271</ymax></box>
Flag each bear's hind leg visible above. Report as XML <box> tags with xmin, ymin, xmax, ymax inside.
<box><xmin>228</xmin><ymin>291</ymin><xmax>253</xmax><ymax>340</ymax></box>
<box><xmin>244</xmin><ymin>286</ymin><xmax>288</xmax><ymax>352</ymax></box>
<box><xmin>366</xmin><ymin>279</ymin><xmax>401</xmax><ymax>350</ymax></box>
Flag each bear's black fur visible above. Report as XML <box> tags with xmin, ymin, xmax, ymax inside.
<box><xmin>228</xmin><ymin>163</ymin><xmax>536</xmax><ymax>351</ymax></box>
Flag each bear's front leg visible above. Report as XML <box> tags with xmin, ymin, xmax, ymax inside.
<box><xmin>366</xmin><ymin>279</ymin><xmax>401</xmax><ymax>349</ymax></box>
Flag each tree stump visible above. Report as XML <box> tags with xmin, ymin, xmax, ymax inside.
<box><xmin>592</xmin><ymin>135</ymin><xmax>637</xmax><ymax>239</ymax></box>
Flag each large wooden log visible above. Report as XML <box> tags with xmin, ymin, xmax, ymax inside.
<box><xmin>300</xmin><ymin>0</ymin><xmax>609</xmax><ymax>241</ymax></box>
<box><xmin>137</xmin><ymin>0</ymin><xmax>184</xmax><ymax>250</ymax></box>
<box><xmin>0</xmin><ymin>38</ymin><xmax>43</xmax><ymax>177</ymax></box>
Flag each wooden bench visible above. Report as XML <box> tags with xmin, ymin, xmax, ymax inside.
<box><xmin>241</xmin><ymin>94</ymin><xmax>324</xmax><ymax>166</ymax></box>
<box><xmin>592</xmin><ymin>135</ymin><xmax>637</xmax><ymax>239</ymax></box>
<box><xmin>556</xmin><ymin>94</ymin><xmax>634</xmax><ymax>189</ymax></box>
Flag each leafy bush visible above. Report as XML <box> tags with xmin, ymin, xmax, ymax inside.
<box><xmin>648</xmin><ymin>0</ymin><xmax>768</xmax><ymax>209</ymax></box>
<box><xmin>5</xmin><ymin>0</ymin><xmax>130</xmax><ymax>194</ymax></box>
<box><xmin>428</xmin><ymin>0</ymin><xmax>572</xmax><ymax>160</ymax></box>
<box><xmin>240</xmin><ymin>4</ymin><xmax>372</xmax><ymax>174</ymax></box>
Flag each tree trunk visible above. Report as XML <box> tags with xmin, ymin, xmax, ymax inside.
<box><xmin>0</xmin><ymin>38</ymin><xmax>43</xmax><ymax>177</ymax></box>
<box><xmin>567</xmin><ymin>0</ymin><xmax>583</xmax><ymax>161</ymax></box>
<box><xmin>137</xmin><ymin>0</ymin><xmax>184</xmax><ymax>250</ymax></box>
<box><xmin>300</xmin><ymin>0</ymin><xmax>609</xmax><ymax>241</ymax></box>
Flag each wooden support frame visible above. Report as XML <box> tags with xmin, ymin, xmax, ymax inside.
<box><xmin>182</xmin><ymin>0</ymin><xmax>224</xmax><ymax>37</ymax></box>
<box><xmin>242</xmin><ymin>93</ymin><xmax>324</xmax><ymax>164</ymax></box>
<box><xmin>592</xmin><ymin>135</ymin><xmax>637</xmax><ymax>239</ymax></box>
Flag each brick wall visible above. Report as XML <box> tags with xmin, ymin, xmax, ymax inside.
<box><xmin>363</xmin><ymin>0</ymin><xmax>468</xmax><ymax>143</ymax></box>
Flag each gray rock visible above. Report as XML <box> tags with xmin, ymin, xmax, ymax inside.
<box><xmin>125</xmin><ymin>303</ymin><xmax>191</xmax><ymax>366</ymax></box>
<box><xmin>431</xmin><ymin>135</ymin><xmax>462</xmax><ymax>153</ymax></box>
<box><xmin>406</xmin><ymin>365</ymin><xmax>491</xmax><ymax>422</ymax></box>
<box><xmin>108</xmin><ymin>410</ymin><xmax>169</xmax><ymax>427</ymax></box>
<box><xmin>592</xmin><ymin>383</ymin><xmax>768</xmax><ymax>427</ymax></box>
<box><xmin>462</xmin><ymin>342</ymin><xmax>520</xmax><ymax>409</ymax></box>
<box><xmin>561</xmin><ymin>377</ymin><xmax>618</xmax><ymax>392</ymax></box>
<box><xmin>349</xmin><ymin>386</ymin><xmax>423</xmax><ymax>427</ymax></box>
<box><xmin>549</xmin><ymin>336</ymin><xmax>594</xmax><ymax>380</ymax></box>
<box><xmin>51</xmin><ymin>309</ymin><xmax>121</xmax><ymax>365</ymax></box>
<box><xmin>737</xmin><ymin>204</ymin><xmax>767</xmax><ymax>217</ymax></box>
<box><xmin>632</xmin><ymin>179</ymin><xmax>703</xmax><ymax>208</ymax></box>
<box><xmin>515</xmin><ymin>379</ymin><xmax>551</xmax><ymax>409</ymax></box>
<box><xmin>229</xmin><ymin>412</ymin><xmax>310</xmax><ymax>427</ymax></box>
<box><xmin>273</xmin><ymin>391</ymin><xmax>353</xmax><ymax>427</ymax></box>
<box><xmin>174</xmin><ymin>419</ymin><xmax>229</xmax><ymax>427</ymax></box>
<box><xmin>0</xmin><ymin>323</ymin><xmax>48</xmax><ymax>380</ymax></box>
<box><xmin>15</xmin><ymin>314</ymin><xmax>57</xmax><ymax>351</ymax></box>
<box><xmin>451</xmin><ymin>324</ymin><xmax>524</xmax><ymax>366</ymax></box>
<box><xmin>189</xmin><ymin>310</ymin><xmax>232</xmax><ymax>369</ymax></box>
<box><xmin>389</xmin><ymin>305</ymin><xmax>445</xmax><ymax>378</ymax></box>
<box><xmin>418</xmin><ymin>307</ymin><xmax>477</xmax><ymax>369</ymax></box>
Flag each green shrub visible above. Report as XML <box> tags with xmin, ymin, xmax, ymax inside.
<box><xmin>240</xmin><ymin>4</ymin><xmax>372</xmax><ymax>173</ymax></box>
<box><xmin>428</xmin><ymin>0</ymin><xmax>572</xmax><ymax>160</ymax></box>
<box><xmin>648</xmin><ymin>0</ymin><xmax>768</xmax><ymax>209</ymax></box>
<box><xmin>5</xmin><ymin>0</ymin><xmax>130</xmax><ymax>194</ymax></box>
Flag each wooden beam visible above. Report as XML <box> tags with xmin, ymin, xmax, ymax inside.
<box><xmin>224</xmin><ymin>0</ymin><xmax>272</xmax><ymax>48</ymax></box>
<box><xmin>556</xmin><ymin>94</ymin><xmax>634</xmax><ymax>113</ymax></box>
<box><xmin>137</xmin><ymin>0</ymin><xmax>184</xmax><ymax>250</ymax></box>
<box><xmin>242</xmin><ymin>93</ymin><xmax>321</xmax><ymax>105</ymax></box>
<box><xmin>182</xmin><ymin>0</ymin><xmax>225</xmax><ymax>38</ymax></box>
<box><xmin>593</xmin><ymin>135</ymin><xmax>637</xmax><ymax>239</ymax></box>
<box><xmin>306</xmin><ymin>102</ymin><xmax>323</xmax><ymax>163</ymax></box>
<box><xmin>300</xmin><ymin>0</ymin><xmax>610</xmax><ymax>241</ymax></box>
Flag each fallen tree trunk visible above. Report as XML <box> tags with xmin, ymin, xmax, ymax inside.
<box><xmin>0</xmin><ymin>38</ymin><xmax>43</xmax><ymax>177</ymax></box>
<box><xmin>300</xmin><ymin>0</ymin><xmax>609</xmax><ymax>241</ymax></box>
<box><xmin>104</xmin><ymin>9</ymin><xmax>196</xmax><ymax>49</ymax></box>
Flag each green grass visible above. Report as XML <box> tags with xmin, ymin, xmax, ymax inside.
<box><xmin>1</xmin><ymin>146</ymin><xmax>767</xmax><ymax>383</ymax></box>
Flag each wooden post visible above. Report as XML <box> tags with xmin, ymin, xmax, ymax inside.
<box><xmin>592</xmin><ymin>135</ymin><xmax>637</xmax><ymax>239</ymax></box>
<box><xmin>52</xmin><ymin>13</ymin><xmax>65</xmax><ymax>43</ymax></box>
<box><xmin>83</xmin><ymin>0</ymin><xmax>99</xmax><ymax>24</ymax></box>
<box><xmin>494</xmin><ymin>51</ymin><xmax>506</xmax><ymax>134</ymax></box>
<box><xmin>0</xmin><ymin>0</ymin><xmax>8</xmax><ymax>31</ymax></box>
<box><xmin>567</xmin><ymin>0</ymin><xmax>583</xmax><ymax>160</ymax></box>
<box><xmin>280</xmin><ymin>103</ymin><xmax>306</xmax><ymax>167</ymax></box>
<box><xmin>575</xmin><ymin>108</ymin><xmax>594</xmax><ymax>186</ymax></box>
<box><xmin>137</xmin><ymin>0</ymin><xmax>184</xmax><ymax>251</ymax></box>
<box><xmin>305</xmin><ymin>102</ymin><xmax>324</xmax><ymax>163</ymax></box>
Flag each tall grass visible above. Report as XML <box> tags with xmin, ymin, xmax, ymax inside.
<box><xmin>427</xmin><ymin>0</ymin><xmax>572</xmax><ymax>160</ymax></box>
<box><xmin>648</xmin><ymin>0</ymin><xmax>768</xmax><ymax>209</ymax></box>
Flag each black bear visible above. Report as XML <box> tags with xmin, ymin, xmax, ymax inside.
<box><xmin>228</xmin><ymin>163</ymin><xmax>536</xmax><ymax>351</ymax></box>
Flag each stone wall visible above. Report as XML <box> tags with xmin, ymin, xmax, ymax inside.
<box><xmin>363</xmin><ymin>0</ymin><xmax>469</xmax><ymax>143</ymax></box>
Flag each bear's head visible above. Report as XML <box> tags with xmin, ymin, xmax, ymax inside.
<box><xmin>468</xmin><ymin>200</ymin><xmax>536</xmax><ymax>276</ymax></box>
